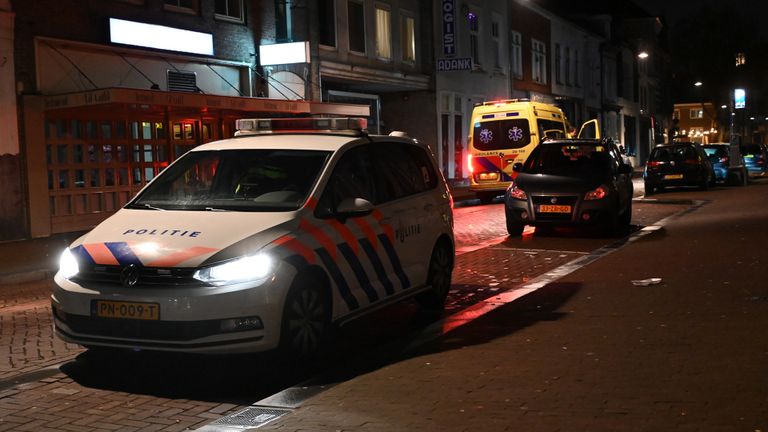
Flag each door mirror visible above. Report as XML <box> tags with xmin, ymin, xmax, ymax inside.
<box><xmin>335</xmin><ymin>198</ymin><xmax>374</xmax><ymax>219</ymax></box>
<box><xmin>578</xmin><ymin>119</ymin><xmax>601</xmax><ymax>139</ymax></box>
<box><xmin>512</xmin><ymin>162</ymin><xmax>523</xmax><ymax>173</ymax></box>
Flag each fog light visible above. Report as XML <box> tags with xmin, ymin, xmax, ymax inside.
<box><xmin>521</xmin><ymin>211</ymin><xmax>529</xmax><ymax>220</ymax></box>
<box><xmin>582</xmin><ymin>212</ymin><xmax>591</xmax><ymax>221</ymax></box>
<box><xmin>220</xmin><ymin>316</ymin><xmax>264</xmax><ymax>332</ymax></box>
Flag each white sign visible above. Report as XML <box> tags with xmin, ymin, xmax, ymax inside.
<box><xmin>735</xmin><ymin>88</ymin><xmax>746</xmax><ymax>109</ymax></box>
<box><xmin>259</xmin><ymin>41</ymin><xmax>310</xmax><ymax>66</ymax></box>
<box><xmin>437</xmin><ymin>57</ymin><xmax>473</xmax><ymax>72</ymax></box>
<box><xmin>109</xmin><ymin>18</ymin><xmax>214</xmax><ymax>56</ymax></box>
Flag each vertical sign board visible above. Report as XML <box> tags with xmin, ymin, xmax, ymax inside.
<box><xmin>442</xmin><ymin>0</ymin><xmax>456</xmax><ymax>56</ymax></box>
<box><xmin>734</xmin><ymin>88</ymin><xmax>746</xmax><ymax>109</ymax></box>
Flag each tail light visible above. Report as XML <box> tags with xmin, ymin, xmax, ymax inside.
<box><xmin>467</xmin><ymin>154</ymin><xmax>474</xmax><ymax>174</ymax></box>
<box><xmin>647</xmin><ymin>161</ymin><xmax>662</xmax><ymax>167</ymax></box>
<box><xmin>584</xmin><ymin>185</ymin><xmax>608</xmax><ymax>200</ymax></box>
<box><xmin>719</xmin><ymin>157</ymin><xmax>730</xmax><ymax>164</ymax></box>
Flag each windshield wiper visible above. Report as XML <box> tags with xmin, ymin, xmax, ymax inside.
<box><xmin>204</xmin><ymin>207</ymin><xmax>230</xmax><ymax>212</ymax></box>
<box><xmin>130</xmin><ymin>203</ymin><xmax>165</xmax><ymax>211</ymax></box>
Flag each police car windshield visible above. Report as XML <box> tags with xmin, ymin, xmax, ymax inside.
<box><xmin>524</xmin><ymin>144</ymin><xmax>611</xmax><ymax>177</ymax></box>
<box><xmin>129</xmin><ymin>149</ymin><xmax>330</xmax><ymax>212</ymax></box>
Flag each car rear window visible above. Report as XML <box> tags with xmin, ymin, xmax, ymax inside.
<box><xmin>703</xmin><ymin>146</ymin><xmax>728</xmax><ymax>159</ymax></box>
<box><xmin>524</xmin><ymin>143</ymin><xmax>612</xmax><ymax>176</ymax></box>
<box><xmin>472</xmin><ymin>119</ymin><xmax>531</xmax><ymax>150</ymax></box>
<box><xmin>650</xmin><ymin>145</ymin><xmax>697</xmax><ymax>162</ymax></box>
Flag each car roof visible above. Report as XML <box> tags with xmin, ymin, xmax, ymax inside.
<box><xmin>190</xmin><ymin>133</ymin><xmax>417</xmax><ymax>153</ymax></box>
<box><xmin>540</xmin><ymin>139</ymin><xmax>605</xmax><ymax>146</ymax></box>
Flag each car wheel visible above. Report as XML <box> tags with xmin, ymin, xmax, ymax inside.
<box><xmin>416</xmin><ymin>240</ymin><xmax>454</xmax><ymax>309</ymax></box>
<box><xmin>280</xmin><ymin>275</ymin><xmax>331</xmax><ymax>361</ymax></box>
<box><xmin>506</xmin><ymin>217</ymin><xmax>525</xmax><ymax>236</ymax></box>
<box><xmin>644</xmin><ymin>181</ymin><xmax>654</xmax><ymax>195</ymax></box>
<box><xmin>477</xmin><ymin>192</ymin><xmax>497</xmax><ymax>204</ymax></box>
<box><xmin>618</xmin><ymin>199</ymin><xmax>632</xmax><ymax>227</ymax></box>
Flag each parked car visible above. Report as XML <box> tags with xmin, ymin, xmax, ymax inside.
<box><xmin>644</xmin><ymin>142</ymin><xmax>715</xmax><ymax>194</ymax></box>
<box><xmin>701</xmin><ymin>143</ymin><xmax>749</xmax><ymax>186</ymax></box>
<box><xmin>740</xmin><ymin>143</ymin><xmax>768</xmax><ymax>177</ymax></box>
<box><xmin>504</xmin><ymin>138</ymin><xmax>633</xmax><ymax>236</ymax></box>
<box><xmin>52</xmin><ymin>117</ymin><xmax>455</xmax><ymax>359</ymax></box>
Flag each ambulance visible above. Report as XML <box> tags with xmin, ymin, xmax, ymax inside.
<box><xmin>52</xmin><ymin>117</ymin><xmax>454</xmax><ymax>358</ymax></box>
<box><xmin>468</xmin><ymin>99</ymin><xmax>599</xmax><ymax>203</ymax></box>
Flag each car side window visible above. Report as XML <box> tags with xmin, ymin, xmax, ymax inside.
<box><xmin>374</xmin><ymin>143</ymin><xmax>433</xmax><ymax>201</ymax></box>
<box><xmin>315</xmin><ymin>146</ymin><xmax>378</xmax><ymax>218</ymax></box>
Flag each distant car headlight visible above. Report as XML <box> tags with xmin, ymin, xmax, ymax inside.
<box><xmin>584</xmin><ymin>185</ymin><xmax>608</xmax><ymax>200</ymax></box>
<box><xmin>194</xmin><ymin>253</ymin><xmax>274</xmax><ymax>287</ymax></box>
<box><xmin>59</xmin><ymin>248</ymin><xmax>79</xmax><ymax>279</ymax></box>
<box><xmin>509</xmin><ymin>185</ymin><xmax>528</xmax><ymax>200</ymax></box>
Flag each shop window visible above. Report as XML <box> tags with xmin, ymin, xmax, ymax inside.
<box><xmin>133</xmin><ymin>168</ymin><xmax>142</xmax><ymax>185</ymax></box>
<box><xmin>115</xmin><ymin>121</ymin><xmax>126</xmax><ymax>139</ymax></box>
<box><xmin>75</xmin><ymin>170</ymin><xmax>85</xmax><ymax>188</ymax></box>
<box><xmin>87</xmin><ymin>121</ymin><xmax>98</xmax><ymax>139</ymax></box>
<box><xmin>144</xmin><ymin>167</ymin><xmax>155</xmax><ymax>182</ymax></box>
<box><xmin>90</xmin><ymin>169</ymin><xmax>100</xmax><ymax>187</ymax></box>
<box><xmin>57</xmin><ymin>145</ymin><xmax>68</xmax><ymax>164</ymax></box>
<box><xmin>142</xmin><ymin>122</ymin><xmax>152</xmax><ymax>139</ymax></box>
<box><xmin>71</xmin><ymin>120</ymin><xmax>82</xmax><ymax>139</ymax></box>
<box><xmin>88</xmin><ymin>144</ymin><xmax>98</xmax><ymax>163</ymax></box>
<box><xmin>58</xmin><ymin>171</ymin><xmax>69</xmax><ymax>189</ymax></box>
<box><xmin>144</xmin><ymin>144</ymin><xmax>154</xmax><ymax>162</ymax></box>
<box><xmin>116</xmin><ymin>145</ymin><xmax>126</xmax><ymax>163</ymax></box>
<box><xmin>102</xmin><ymin>145</ymin><xmax>113</xmax><ymax>163</ymax></box>
<box><xmin>101</xmin><ymin>122</ymin><xmax>112</xmax><ymax>139</ymax></box>
<box><xmin>105</xmin><ymin>168</ymin><xmax>115</xmax><ymax>186</ymax></box>
<box><xmin>132</xmin><ymin>145</ymin><xmax>141</xmax><ymax>163</ymax></box>
<box><xmin>73</xmin><ymin>145</ymin><xmax>83</xmax><ymax>163</ymax></box>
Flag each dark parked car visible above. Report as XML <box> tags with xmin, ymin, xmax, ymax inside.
<box><xmin>504</xmin><ymin>139</ymin><xmax>633</xmax><ymax>236</ymax></box>
<box><xmin>702</xmin><ymin>143</ymin><xmax>749</xmax><ymax>185</ymax></box>
<box><xmin>740</xmin><ymin>143</ymin><xmax>768</xmax><ymax>177</ymax></box>
<box><xmin>644</xmin><ymin>142</ymin><xmax>715</xmax><ymax>194</ymax></box>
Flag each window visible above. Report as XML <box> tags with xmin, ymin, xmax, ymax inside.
<box><xmin>275</xmin><ymin>0</ymin><xmax>292</xmax><ymax>42</ymax></box>
<box><xmin>348</xmin><ymin>0</ymin><xmax>366</xmax><ymax>53</ymax></box>
<box><xmin>532</xmin><ymin>38</ymin><xmax>546</xmax><ymax>84</ymax></box>
<box><xmin>215</xmin><ymin>0</ymin><xmax>243</xmax><ymax>22</ymax></box>
<box><xmin>468</xmin><ymin>11</ymin><xmax>480</xmax><ymax>66</ymax></box>
<box><xmin>736</xmin><ymin>52</ymin><xmax>746</xmax><ymax>67</ymax></box>
<box><xmin>163</xmin><ymin>0</ymin><xmax>199</xmax><ymax>14</ymax></box>
<box><xmin>574</xmin><ymin>49</ymin><xmax>580</xmax><ymax>86</ymax></box>
<box><xmin>318</xmin><ymin>0</ymin><xmax>336</xmax><ymax>47</ymax></box>
<box><xmin>554</xmin><ymin>44</ymin><xmax>561</xmax><ymax>84</ymax></box>
<box><xmin>690</xmin><ymin>109</ymin><xmax>704</xmax><ymax>119</ymax></box>
<box><xmin>375</xmin><ymin>6</ymin><xmax>391</xmax><ymax>60</ymax></box>
<box><xmin>673</xmin><ymin>109</ymin><xmax>680</xmax><ymax>120</ymax></box>
<box><xmin>401</xmin><ymin>14</ymin><xmax>416</xmax><ymax>63</ymax></box>
<box><xmin>510</xmin><ymin>31</ymin><xmax>522</xmax><ymax>78</ymax></box>
<box><xmin>565</xmin><ymin>47</ymin><xmax>571</xmax><ymax>85</ymax></box>
<box><xmin>491</xmin><ymin>19</ymin><xmax>500</xmax><ymax>69</ymax></box>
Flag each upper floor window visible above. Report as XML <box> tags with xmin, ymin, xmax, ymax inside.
<box><xmin>510</xmin><ymin>31</ymin><xmax>522</xmax><ymax>78</ymax></box>
<box><xmin>275</xmin><ymin>0</ymin><xmax>292</xmax><ymax>42</ymax></box>
<box><xmin>348</xmin><ymin>0</ymin><xmax>366</xmax><ymax>54</ymax></box>
<box><xmin>554</xmin><ymin>44</ymin><xmax>561</xmax><ymax>84</ymax></box>
<box><xmin>690</xmin><ymin>108</ymin><xmax>704</xmax><ymax>119</ymax></box>
<box><xmin>736</xmin><ymin>52</ymin><xmax>746</xmax><ymax>67</ymax></box>
<box><xmin>164</xmin><ymin>0</ymin><xmax>199</xmax><ymax>14</ymax></box>
<box><xmin>468</xmin><ymin>11</ymin><xmax>480</xmax><ymax>66</ymax></box>
<box><xmin>491</xmin><ymin>18</ymin><xmax>501</xmax><ymax>69</ymax></box>
<box><xmin>532</xmin><ymin>38</ymin><xmax>546</xmax><ymax>84</ymax></box>
<box><xmin>565</xmin><ymin>46</ymin><xmax>571</xmax><ymax>85</ymax></box>
<box><xmin>375</xmin><ymin>5</ymin><xmax>392</xmax><ymax>60</ymax></box>
<box><xmin>215</xmin><ymin>0</ymin><xmax>244</xmax><ymax>23</ymax></box>
<box><xmin>318</xmin><ymin>0</ymin><xmax>337</xmax><ymax>47</ymax></box>
<box><xmin>574</xmin><ymin>49</ymin><xmax>581</xmax><ymax>86</ymax></box>
<box><xmin>401</xmin><ymin>14</ymin><xmax>416</xmax><ymax>63</ymax></box>
<box><xmin>673</xmin><ymin>109</ymin><xmax>680</xmax><ymax>120</ymax></box>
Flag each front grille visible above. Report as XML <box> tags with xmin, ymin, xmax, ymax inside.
<box><xmin>58</xmin><ymin>312</ymin><xmax>254</xmax><ymax>341</ymax></box>
<box><xmin>72</xmin><ymin>265</ymin><xmax>203</xmax><ymax>288</ymax></box>
<box><xmin>532</xmin><ymin>195</ymin><xmax>577</xmax><ymax>221</ymax></box>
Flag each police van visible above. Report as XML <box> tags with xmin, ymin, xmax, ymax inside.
<box><xmin>468</xmin><ymin>99</ymin><xmax>599</xmax><ymax>203</ymax></box>
<box><xmin>52</xmin><ymin>117</ymin><xmax>454</xmax><ymax>358</ymax></box>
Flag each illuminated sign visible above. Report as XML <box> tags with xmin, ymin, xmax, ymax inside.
<box><xmin>442</xmin><ymin>0</ymin><xmax>456</xmax><ymax>56</ymax></box>
<box><xmin>437</xmin><ymin>57</ymin><xmax>473</xmax><ymax>71</ymax></box>
<box><xmin>734</xmin><ymin>88</ymin><xmax>746</xmax><ymax>109</ymax></box>
<box><xmin>109</xmin><ymin>18</ymin><xmax>214</xmax><ymax>56</ymax></box>
<box><xmin>259</xmin><ymin>42</ymin><xmax>310</xmax><ymax>66</ymax></box>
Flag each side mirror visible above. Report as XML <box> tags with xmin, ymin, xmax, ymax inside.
<box><xmin>618</xmin><ymin>164</ymin><xmax>632</xmax><ymax>175</ymax></box>
<box><xmin>335</xmin><ymin>198</ymin><xmax>374</xmax><ymax>219</ymax></box>
<box><xmin>512</xmin><ymin>162</ymin><xmax>523</xmax><ymax>173</ymax></box>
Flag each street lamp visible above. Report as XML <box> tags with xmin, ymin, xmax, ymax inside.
<box><xmin>694</xmin><ymin>81</ymin><xmax>703</xmax><ymax>87</ymax></box>
<box><xmin>637</xmin><ymin>51</ymin><xmax>649</xmax><ymax>59</ymax></box>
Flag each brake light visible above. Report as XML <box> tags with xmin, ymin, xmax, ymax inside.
<box><xmin>468</xmin><ymin>154</ymin><xmax>474</xmax><ymax>174</ymax></box>
<box><xmin>509</xmin><ymin>185</ymin><xmax>527</xmax><ymax>200</ymax></box>
<box><xmin>647</xmin><ymin>161</ymin><xmax>662</xmax><ymax>167</ymax></box>
<box><xmin>719</xmin><ymin>157</ymin><xmax>730</xmax><ymax>164</ymax></box>
<box><xmin>584</xmin><ymin>185</ymin><xmax>608</xmax><ymax>200</ymax></box>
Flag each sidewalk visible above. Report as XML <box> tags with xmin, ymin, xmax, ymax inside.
<box><xmin>0</xmin><ymin>231</ymin><xmax>84</xmax><ymax>284</ymax></box>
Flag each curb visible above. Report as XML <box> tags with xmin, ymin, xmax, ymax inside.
<box><xmin>0</xmin><ymin>269</ymin><xmax>52</xmax><ymax>285</ymax></box>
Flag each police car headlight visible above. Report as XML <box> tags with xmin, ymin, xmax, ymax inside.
<box><xmin>59</xmin><ymin>248</ymin><xmax>79</xmax><ymax>279</ymax></box>
<box><xmin>194</xmin><ymin>253</ymin><xmax>274</xmax><ymax>287</ymax></box>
